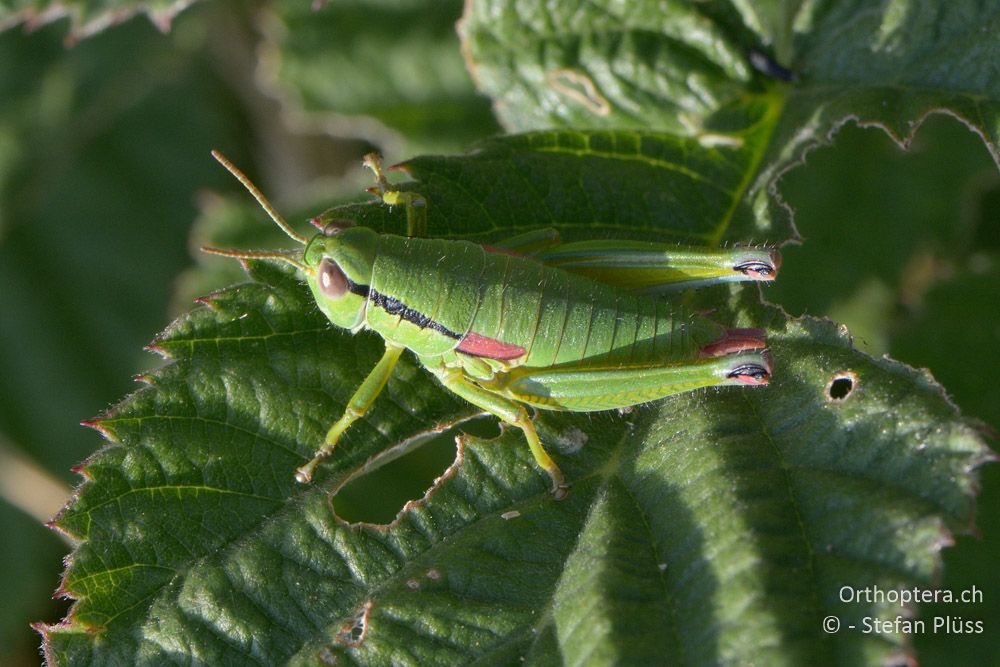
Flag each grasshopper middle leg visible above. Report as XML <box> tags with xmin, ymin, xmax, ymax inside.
<box><xmin>426</xmin><ymin>364</ymin><xmax>569</xmax><ymax>500</ymax></box>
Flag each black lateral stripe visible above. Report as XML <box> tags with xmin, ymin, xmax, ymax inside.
<box><xmin>346</xmin><ymin>278</ymin><xmax>461</xmax><ymax>340</ymax></box>
<box><xmin>346</xmin><ymin>280</ymin><xmax>371</xmax><ymax>299</ymax></box>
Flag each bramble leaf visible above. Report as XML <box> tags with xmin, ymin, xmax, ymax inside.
<box><xmin>39</xmin><ymin>1</ymin><xmax>1000</xmax><ymax>664</ymax></box>
<box><xmin>42</xmin><ymin>132</ymin><xmax>991</xmax><ymax>665</ymax></box>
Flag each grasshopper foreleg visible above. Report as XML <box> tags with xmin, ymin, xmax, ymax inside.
<box><xmin>426</xmin><ymin>365</ymin><xmax>569</xmax><ymax>500</ymax></box>
<box><xmin>295</xmin><ymin>343</ymin><xmax>405</xmax><ymax>483</ymax></box>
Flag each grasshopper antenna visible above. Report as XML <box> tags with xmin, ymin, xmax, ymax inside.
<box><xmin>200</xmin><ymin>246</ymin><xmax>308</xmax><ymax>272</ymax></box>
<box><xmin>211</xmin><ymin>150</ymin><xmax>310</xmax><ymax>245</ymax></box>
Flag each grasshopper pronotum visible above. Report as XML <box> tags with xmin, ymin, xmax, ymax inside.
<box><xmin>204</xmin><ymin>152</ymin><xmax>776</xmax><ymax>499</ymax></box>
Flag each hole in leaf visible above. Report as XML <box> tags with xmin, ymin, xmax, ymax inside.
<box><xmin>331</xmin><ymin>416</ymin><xmax>497</xmax><ymax>524</ymax></box>
<box><xmin>827</xmin><ymin>371</ymin><xmax>857</xmax><ymax>401</ymax></box>
<box><xmin>335</xmin><ymin>600</ymin><xmax>371</xmax><ymax>647</ymax></box>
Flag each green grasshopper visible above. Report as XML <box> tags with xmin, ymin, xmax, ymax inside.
<box><xmin>205</xmin><ymin>152</ymin><xmax>777</xmax><ymax>499</ymax></box>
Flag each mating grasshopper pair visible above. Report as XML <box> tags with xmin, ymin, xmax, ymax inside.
<box><xmin>205</xmin><ymin>152</ymin><xmax>777</xmax><ymax>499</ymax></box>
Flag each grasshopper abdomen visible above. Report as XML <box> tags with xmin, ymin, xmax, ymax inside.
<box><xmin>356</xmin><ymin>233</ymin><xmax>756</xmax><ymax>373</ymax></box>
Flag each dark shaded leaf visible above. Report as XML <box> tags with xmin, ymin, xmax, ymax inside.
<box><xmin>264</xmin><ymin>0</ymin><xmax>499</xmax><ymax>153</ymax></box>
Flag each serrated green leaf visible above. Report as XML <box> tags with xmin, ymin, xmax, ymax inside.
<box><xmin>43</xmin><ymin>133</ymin><xmax>990</xmax><ymax>666</ymax></box>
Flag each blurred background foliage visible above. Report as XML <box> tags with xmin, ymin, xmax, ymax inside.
<box><xmin>0</xmin><ymin>1</ymin><xmax>996</xmax><ymax>664</ymax></box>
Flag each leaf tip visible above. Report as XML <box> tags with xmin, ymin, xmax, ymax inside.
<box><xmin>50</xmin><ymin>580</ymin><xmax>73</xmax><ymax>601</ymax></box>
<box><xmin>31</xmin><ymin>620</ymin><xmax>55</xmax><ymax>647</ymax></box>
<box><xmin>193</xmin><ymin>294</ymin><xmax>221</xmax><ymax>310</ymax></box>
<box><xmin>47</xmin><ymin>507</ymin><xmax>83</xmax><ymax>545</ymax></box>
<box><xmin>972</xmin><ymin>421</ymin><xmax>999</xmax><ymax>445</ymax></box>
<box><xmin>80</xmin><ymin>418</ymin><xmax>118</xmax><ymax>443</ymax></box>
<box><xmin>79</xmin><ymin>417</ymin><xmax>104</xmax><ymax>433</ymax></box>
<box><xmin>143</xmin><ymin>340</ymin><xmax>171</xmax><ymax>359</ymax></box>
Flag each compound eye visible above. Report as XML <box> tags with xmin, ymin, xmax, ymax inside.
<box><xmin>318</xmin><ymin>258</ymin><xmax>348</xmax><ymax>300</ymax></box>
<box><xmin>323</xmin><ymin>219</ymin><xmax>355</xmax><ymax>236</ymax></box>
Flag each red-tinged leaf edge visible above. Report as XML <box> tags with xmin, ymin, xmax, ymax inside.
<box><xmin>1</xmin><ymin>0</ymin><xmax>200</xmax><ymax>46</ymax></box>
<box><xmin>78</xmin><ymin>418</ymin><xmax>117</xmax><ymax>443</ymax></box>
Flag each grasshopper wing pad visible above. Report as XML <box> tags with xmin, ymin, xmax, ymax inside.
<box><xmin>456</xmin><ymin>333</ymin><xmax>526</xmax><ymax>360</ymax></box>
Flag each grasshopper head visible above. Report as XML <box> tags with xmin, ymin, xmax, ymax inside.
<box><xmin>303</xmin><ymin>222</ymin><xmax>378</xmax><ymax>331</ymax></box>
<box><xmin>204</xmin><ymin>151</ymin><xmax>381</xmax><ymax>333</ymax></box>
